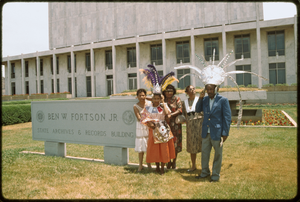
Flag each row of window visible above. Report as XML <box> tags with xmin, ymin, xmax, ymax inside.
<box><xmin>9</xmin><ymin>30</ymin><xmax>285</xmax><ymax>79</ymax></box>
<box><xmin>10</xmin><ymin>62</ymin><xmax>286</xmax><ymax>96</ymax></box>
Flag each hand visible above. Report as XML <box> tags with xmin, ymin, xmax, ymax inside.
<box><xmin>200</xmin><ymin>89</ymin><xmax>205</xmax><ymax>99</ymax></box>
<box><xmin>147</xmin><ymin>122</ymin><xmax>155</xmax><ymax>129</ymax></box>
<box><xmin>161</xmin><ymin>94</ymin><xmax>165</xmax><ymax>103</ymax></box>
<box><xmin>222</xmin><ymin>135</ymin><xmax>228</xmax><ymax>142</ymax></box>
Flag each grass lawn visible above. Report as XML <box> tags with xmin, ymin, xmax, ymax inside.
<box><xmin>2</xmin><ymin>120</ymin><xmax>297</xmax><ymax>199</ymax></box>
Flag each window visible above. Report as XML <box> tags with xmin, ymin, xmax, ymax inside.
<box><xmin>11</xmin><ymin>63</ymin><xmax>15</xmax><ymax>78</ymax></box>
<box><xmin>269</xmin><ymin>63</ymin><xmax>286</xmax><ymax>85</ymax></box>
<box><xmin>86</xmin><ymin>53</ymin><xmax>91</xmax><ymax>71</ymax></box>
<box><xmin>268</xmin><ymin>30</ymin><xmax>285</xmax><ymax>57</ymax></box>
<box><xmin>25</xmin><ymin>61</ymin><xmax>29</xmax><ymax>77</ymax></box>
<box><xmin>158</xmin><ymin>70</ymin><xmax>163</xmax><ymax>78</ymax></box>
<box><xmin>67</xmin><ymin>55</ymin><xmax>71</xmax><ymax>73</ymax></box>
<box><xmin>151</xmin><ymin>44</ymin><xmax>163</xmax><ymax>65</ymax></box>
<box><xmin>74</xmin><ymin>54</ymin><xmax>77</xmax><ymax>73</ymax></box>
<box><xmin>40</xmin><ymin>80</ymin><xmax>44</xmax><ymax>93</ymax></box>
<box><xmin>35</xmin><ymin>60</ymin><xmax>37</xmax><ymax>76</ymax></box>
<box><xmin>177</xmin><ymin>69</ymin><xmax>190</xmax><ymax>89</ymax></box>
<box><xmin>51</xmin><ymin>79</ymin><xmax>54</xmax><ymax>93</ymax></box>
<box><xmin>234</xmin><ymin>34</ymin><xmax>250</xmax><ymax>59</ymax></box>
<box><xmin>128</xmin><ymin>73</ymin><xmax>137</xmax><ymax>90</ymax></box>
<box><xmin>25</xmin><ymin>81</ymin><xmax>29</xmax><ymax>94</ymax></box>
<box><xmin>176</xmin><ymin>41</ymin><xmax>190</xmax><ymax>64</ymax></box>
<box><xmin>40</xmin><ymin>59</ymin><xmax>43</xmax><ymax>76</ymax></box>
<box><xmin>236</xmin><ymin>65</ymin><xmax>251</xmax><ymax>86</ymax></box>
<box><xmin>107</xmin><ymin>75</ymin><xmax>113</xmax><ymax>96</ymax></box>
<box><xmin>105</xmin><ymin>50</ymin><xmax>113</xmax><ymax>70</ymax></box>
<box><xmin>204</xmin><ymin>38</ymin><xmax>219</xmax><ymax>61</ymax></box>
<box><xmin>51</xmin><ymin>57</ymin><xmax>53</xmax><ymax>75</ymax></box>
<box><xmin>127</xmin><ymin>47</ymin><xmax>136</xmax><ymax>68</ymax></box>
<box><xmin>57</xmin><ymin>79</ymin><xmax>60</xmax><ymax>93</ymax></box>
<box><xmin>68</xmin><ymin>78</ymin><xmax>72</xmax><ymax>94</ymax></box>
<box><xmin>56</xmin><ymin>57</ymin><xmax>59</xmax><ymax>74</ymax></box>
<box><xmin>75</xmin><ymin>77</ymin><xmax>77</xmax><ymax>97</ymax></box>
<box><xmin>11</xmin><ymin>82</ymin><xmax>15</xmax><ymax>95</ymax></box>
<box><xmin>86</xmin><ymin>76</ymin><xmax>91</xmax><ymax>97</ymax></box>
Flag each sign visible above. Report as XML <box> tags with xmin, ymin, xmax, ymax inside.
<box><xmin>32</xmin><ymin>99</ymin><xmax>137</xmax><ymax>148</ymax></box>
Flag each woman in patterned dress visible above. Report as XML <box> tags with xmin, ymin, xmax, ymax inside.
<box><xmin>133</xmin><ymin>89</ymin><xmax>152</xmax><ymax>172</ymax></box>
<box><xmin>182</xmin><ymin>85</ymin><xmax>203</xmax><ymax>172</ymax></box>
<box><xmin>140</xmin><ymin>93</ymin><xmax>176</xmax><ymax>175</ymax></box>
<box><xmin>163</xmin><ymin>84</ymin><xmax>182</xmax><ymax>169</ymax></box>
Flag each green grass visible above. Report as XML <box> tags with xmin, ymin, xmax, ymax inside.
<box><xmin>2</xmin><ymin>120</ymin><xmax>297</xmax><ymax>199</ymax></box>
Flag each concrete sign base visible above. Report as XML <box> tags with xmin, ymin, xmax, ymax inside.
<box><xmin>104</xmin><ymin>146</ymin><xmax>129</xmax><ymax>165</ymax></box>
<box><xmin>45</xmin><ymin>141</ymin><xmax>66</xmax><ymax>157</ymax></box>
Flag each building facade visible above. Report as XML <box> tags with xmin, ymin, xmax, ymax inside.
<box><xmin>2</xmin><ymin>2</ymin><xmax>297</xmax><ymax>98</ymax></box>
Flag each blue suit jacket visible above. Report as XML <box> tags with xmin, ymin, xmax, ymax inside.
<box><xmin>195</xmin><ymin>93</ymin><xmax>231</xmax><ymax>141</ymax></box>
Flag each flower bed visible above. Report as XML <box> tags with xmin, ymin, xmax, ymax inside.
<box><xmin>231</xmin><ymin>109</ymin><xmax>294</xmax><ymax>126</ymax></box>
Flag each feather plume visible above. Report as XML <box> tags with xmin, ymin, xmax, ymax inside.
<box><xmin>159</xmin><ymin>71</ymin><xmax>175</xmax><ymax>86</ymax></box>
<box><xmin>161</xmin><ymin>76</ymin><xmax>179</xmax><ymax>92</ymax></box>
<box><xmin>147</xmin><ymin>64</ymin><xmax>159</xmax><ymax>84</ymax></box>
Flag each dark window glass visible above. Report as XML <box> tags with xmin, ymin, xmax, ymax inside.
<box><xmin>204</xmin><ymin>38</ymin><xmax>219</xmax><ymax>61</ymax></box>
<box><xmin>268</xmin><ymin>30</ymin><xmax>285</xmax><ymax>57</ymax></box>
<box><xmin>67</xmin><ymin>55</ymin><xmax>71</xmax><ymax>73</ymax></box>
<box><xmin>40</xmin><ymin>80</ymin><xmax>44</xmax><ymax>93</ymax></box>
<box><xmin>105</xmin><ymin>50</ymin><xmax>113</xmax><ymax>70</ymax></box>
<box><xmin>75</xmin><ymin>77</ymin><xmax>77</xmax><ymax>97</ymax></box>
<box><xmin>176</xmin><ymin>41</ymin><xmax>190</xmax><ymax>64</ymax></box>
<box><xmin>74</xmin><ymin>54</ymin><xmax>77</xmax><ymax>73</ymax></box>
<box><xmin>68</xmin><ymin>78</ymin><xmax>72</xmax><ymax>94</ymax></box>
<box><xmin>151</xmin><ymin>44</ymin><xmax>163</xmax><ymax>65</ymax></box>
<box><xmin>11</xmin><ymin>63</ymin><xmax>15</xmax><ymax>78</ymax></box>
<box><xmin>25</xmin><ymin>81</ymin><xmax>29</xmax><ymax>94</ymax></box>
<box><xmin>128</xmin><ymin>73</ymin><xmax>137</xmax><ymax>90</ymax></box>
<box><xmin>25</xmin><ymin>61</ymin><xmax>29</xmax><ymax>77</ymax></box>
<box><xmin>86</xmin><ymin>53</ymin><xmax>91</xmax><ymax>71</ymax></box>
<box><xmin>57</xmin><ymin>78</ymin><xmax>60</xmax><ymax>93</ymax></box>
<box><xmin>177</xmin><ymin>69</ymin><xmax>190</xmax><ymax>89</ymax></box>
<box><xmin>56</xmin><ymin>57</ymin><xmax>59</xmax><ymax>74</ymax></box>
<box><xmin>236</xmin><ymin>65</ymin><xmax>252</xmax><ymax>86</ymax></box>
<box><xmin>40</xmin><ymin>59</ymin><xmax>43</xmax><ymax>76</ymax></box>
<box><xmin>11</xmin><ymin>82</ymin><xmax>15</xmax><ymax>95</ymax></box>
<box><xmin>51</xmin><ymin>79</ymin><xmax>54</xmax><ymax>93</ymax></box>
<box><xmin>269</xmin><ymin>63</ymin><xmax>286</xmax><ymax>85</ymax></box>
<box><xmin>235</xmin><ymin>34</ymin><xmax>250</xmax><ymax>59</ymax></box>
<box><xmin>106</xmin><ymin>75</ymin><xmax>113</xmax><ymax>96</ymax></box>
<box><xmin>51</xmin><ymin>57</ymin><xmax>53</xmax><ymax>75</ymax></box>
<box><xmin>127</xmin><ymin>47</ymin><xmax>136</xmax><ymax>68</ymax></box>
<box><xmin>86</xmin><ymin>76</ymin><xmax>91</xmax><ymax>97</ymax></box>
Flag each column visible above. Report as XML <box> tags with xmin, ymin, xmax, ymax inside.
<box><xmin>21</xmin><ymin>54</ymin><xmax>25</xmax><ymax>94</ymax></box>
<box><xmin>136</xmin><ymin>35</ymin><xmax>140</xmax><ymax>89</ymax></box>
<box><xmin>112</xmin><ymin>39</ymin><xmax>117</xmax><ymax>94</ymax></box>
<box><xmin>90</xmin><ymin>42</ymin><xmax>95</xmax><ymax>97</ymax></box>
<box><xmin>36</xmin><ymin>51</ymin><xmax>40</xmax><ymax>94</ymax></box>
<box><xmin>256</xmin><ymin>3</ymin><xmax>262</xmax><ymax>88</ymax></box>
<box><xmin>162</xmin><ymin>32</ymin><xmax>167</xmax><ymax>76</ymax></box>
<box><xmin>222</xmin><ymin>24</ymin><xmax>227</xmax><ymax>86</ymax></box>
<box><xmin>53</xmin><ymin>50</ymin><xmax>57</xmax><ymax>93</ymax></box>
<box><xmin>71</xmin><ymin>45</ymin><xmax>75</xmax><ymax>98</ymax></box>
<box><xmin>190</xmin><ymin>28</ymin><xmax>196</xmax><ymax>87</ymax></box>
<box><xmin>7</xmin><ymin>56</ymin><xmax>11</xmax><ymax>95</ymax></box>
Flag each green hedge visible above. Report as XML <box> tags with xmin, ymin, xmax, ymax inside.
<box><xmin>2</xmin><ymin>104</ymin><xmax>31</xmax><ymax>126</ymax></box>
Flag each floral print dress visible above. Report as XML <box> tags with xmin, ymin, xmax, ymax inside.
<box><xmin>165</xmin><ymin>96</ymin><xmax>182</xmax><ymax>153</ymax></box>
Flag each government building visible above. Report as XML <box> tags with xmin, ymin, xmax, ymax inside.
<box><xmin>2</xmin><ymin>2</ymin><xmax>297</xmax><ymax>98</ymax></box>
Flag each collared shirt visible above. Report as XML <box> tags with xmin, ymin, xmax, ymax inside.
<box><xmin>208</xmin><ymin>94</ymin><xmax>217</xmax><ymax>133</ymax></box>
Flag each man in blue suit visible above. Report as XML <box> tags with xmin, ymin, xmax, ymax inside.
<box><xmin>195</xmin><ymin>84</ymin><xmax>231</xmax><ymax>182</ymax></box>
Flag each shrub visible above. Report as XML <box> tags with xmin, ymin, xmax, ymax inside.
<box><xmin>291</xmin><ymin>83</ymin><xmax>297</xmax><ymax>86</ymax></box>
<box><xmin>275</xmin><ymin>83</ymin><xmax>288</xmax><ymax>86</ymax></box>
<box><xmin>247</xmin><ymin>84</ymin><xmax>257</xmax><ymax>88</ymax></box>
<box><xmin>238</xmin><ymin>85</ymin><xmax>245</xmax><ymax>88</ymax></box>
<box><xmin>223</xmin><ymin>85</ymin><xmax>232</xmax><ymax>88</ymax></box>
<box><xmin>2</xmin><ymin>104</ymin><xmax>31</xmax><ymax>126</ymax></box>
<box><xmin>263</xmin><ymin>83</ymin><xmax>274</xmax><ymax>87</ymax></box>
<box><xmin>195</xmin><ymin>86</ymin><xmax>203</xmax><ymax>89</ymax></box>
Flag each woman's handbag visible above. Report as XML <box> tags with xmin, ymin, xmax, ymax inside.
<box><xmin>175</xmin><ymin>114</ymin><xmax>186</xmax><ymax>124</ymax></box>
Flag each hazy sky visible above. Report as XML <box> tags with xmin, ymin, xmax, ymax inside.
<box><xmin>1</xmin><ymin>2</ymin><xmax>297</xmax><ymax>76</ymax></box>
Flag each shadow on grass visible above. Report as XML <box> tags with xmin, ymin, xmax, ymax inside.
<box><xmin>123</xmin><ymin>166</ymin><xmax>154</xmax><ymax>175</ymax></box>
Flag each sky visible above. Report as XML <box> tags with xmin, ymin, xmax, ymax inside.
<box><xmin>1</xmin><ymin>2</ymin><xmax>297</xmax><ymax>76</ymax></box>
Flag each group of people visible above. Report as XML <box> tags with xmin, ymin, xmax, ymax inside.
<box><xmin>133</xmin><ymin>64</ymin><xmax>231</xmax><ymax>182</ymax></box>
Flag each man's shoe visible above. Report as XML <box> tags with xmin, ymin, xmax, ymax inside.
<box><xmin>210</xmin><ymin>179</ymin><xmax>219</xmax><ymax>183</ymax></box>
<box><xmin>195</xmin><ymin>175</ymin><xmax>209</xmax><ymax>179</ymax></box>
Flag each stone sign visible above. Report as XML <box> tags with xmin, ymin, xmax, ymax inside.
<box><xmin>32</xmin><ymin>99</ymin><xmax>138</xmax><ymax>165</ymax></box>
